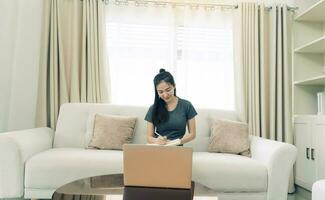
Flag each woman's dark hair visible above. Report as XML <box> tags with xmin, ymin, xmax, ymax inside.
<box><xmin>152</xmin><ymin>68</ymin><xmax>176</xmax><ymax>126</ymax></box>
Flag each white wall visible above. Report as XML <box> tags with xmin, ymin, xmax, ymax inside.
<box><xmin>0</xmin><ymin>0</ymin><xmax>42</xmax><ymax>132</ymax></box>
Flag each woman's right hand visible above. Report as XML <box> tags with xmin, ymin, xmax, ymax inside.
<box><xmin>153</xmin><ymin>136</ymin><xmax>167</xmax><ymax>145</ymax></box>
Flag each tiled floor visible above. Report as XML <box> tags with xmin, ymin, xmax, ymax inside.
<box><xmin>287</xmin><ymin>186</ymin><xmax>312</xmax><ymax>200</ymax></box>
<box><xmin>288</xmin><ymin>194</ymin><xmax>309</xmax><ymax>200</ymax></box>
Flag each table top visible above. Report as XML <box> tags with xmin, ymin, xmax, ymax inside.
<box><xmin>52</xmin><ymin>174</ymin><xmax>218</xmax><ymax>200</ymax></box>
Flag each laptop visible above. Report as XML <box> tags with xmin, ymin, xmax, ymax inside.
<box><xmin>123</xmin><ymin>144</ymin><xmax>193</xmax><ymax>189</ymax></box>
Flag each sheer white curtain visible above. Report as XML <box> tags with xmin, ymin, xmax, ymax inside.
<box><xmin>105</xmin><ymin>3</ymin><xmax>234</xmax><ymax>109</ymax></box>
<box><xmin>177</xmin><ymin>7</ymin><xmax>234</xmax><ymax>110</ymax></box>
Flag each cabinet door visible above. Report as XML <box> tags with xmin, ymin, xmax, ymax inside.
<box><xmin>295</xmin><ymin>117</ymin><xmax>316</xmax><ymax>190</ymax></box>
<box><xmin>313</xmin><ymin>118</ymin><xmax>325</xmax><ymax>180</ymax></box>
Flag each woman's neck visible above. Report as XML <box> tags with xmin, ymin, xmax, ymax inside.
<box><xmin>166</xmin><ymin>96</ymin><xmax>178</xmax><ymax>106</ymax></box>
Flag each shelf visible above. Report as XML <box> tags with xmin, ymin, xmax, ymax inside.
<box><xmin>295</xmin><ymin>75</ymin><xmax>325</xmax><ymax>85</ymax></box>
<box><xmin>295</xmin><ymin>0</ymin><xmax>325</xmax><ymax>22</ymax></box>
<box><xmin>294</xmin><ymin>35</ymin><xmax>325</xmax><ymax>53</ymax></box>
<box><xmin>294</xmin><ymin>114</ymin><xmax>319</xmax><ymax>118</ymax></box>
<box><xmin>294</xmin><ymin>114</ymin><xmax>325</xmax><ymax>118</ymax></box>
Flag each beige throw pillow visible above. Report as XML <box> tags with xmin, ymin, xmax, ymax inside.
<box><xmin>208</xmin><ymin>119</ymin><xmax>250</xmax><ymax>157</ymax></box>
<box><xmin>88</xmin><ymin>114</ymin><xmax>137</xmax><ymax>150</ymax></box>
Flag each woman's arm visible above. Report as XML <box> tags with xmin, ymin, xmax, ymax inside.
<box><xmin>146</xmin><ymin>122</ymin><xmax>167</xmax><ymax>145</ymax></box>
<box><xmin>180</xmin><ymin>117</ymin><xmax>196</xmax><ymax>144</ymax></box>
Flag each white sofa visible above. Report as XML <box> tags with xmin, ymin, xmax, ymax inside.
<box><xmin>312</xmin><ymin>180</ymin><xmax>325</xmax><ymax>200</ymax></box>
<box><xmin>0</xmin><ymin>103</ymin><xmax>297</xmax><ymax>200</ymax></box>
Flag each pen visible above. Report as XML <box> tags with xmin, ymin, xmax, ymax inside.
<box><xmin>154</xmin><ymin>130</ymin><xmax>164</xmax><ymax>138</ymax></box>
<box><xmin>155</xmin><ymin>129</ymin><xmax>169</xmax><ymax>140</ymax></box>
<box><xmin>154</xmin><ymin>129</ymin><xmax>175</xmax><ymax>139</ymax></box>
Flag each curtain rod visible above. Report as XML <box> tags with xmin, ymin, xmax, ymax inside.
<box><xmin>107</xmin><ymin>0</ymin><xmax>238</xmax><ymax>9</ymax></box>
<box><xmin>265</xmin><ymin>5</ymin><xmax>298</xmax><ymax>11</ymax></box>
<box><xmin>99</xmin><ymin>0</ymin><xmax>299</xmax><ymax>11</ymax></box>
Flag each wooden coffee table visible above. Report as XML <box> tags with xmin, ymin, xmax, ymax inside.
<box><xmin>52</xmin><ymin>174</ymin><xmax>218</xmax><ymax>200</ymax></box>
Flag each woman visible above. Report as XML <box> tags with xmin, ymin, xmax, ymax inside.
<box><xmin>145</xmin><ymin>68</ymin><xmax>197</xmax><ymax>145</ymax></box>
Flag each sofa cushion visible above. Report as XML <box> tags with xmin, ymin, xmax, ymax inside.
<box><xmin>208</xmin><ymin>119</ymin><xmax>250</xmax><ymax>156</ymax></box>
<box><xmin>192</xmin><ymin>152</ymin><xmax>267</xmax><ymax>192</ymax></box>
<box><xmin>87</xmin><ymin>114</ymin><xmax>137</xmax><ymax>150</ymax></box>
<box><xmin>25</xmin><ymin>148</ymin><xmax>123</xmax><ymax>189</ymax></box>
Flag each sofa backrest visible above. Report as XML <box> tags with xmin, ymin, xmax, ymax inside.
<box><xmin>54</xmin><ymin>103</ymin><xmax>238</xmax><ymax>152</ymax></box>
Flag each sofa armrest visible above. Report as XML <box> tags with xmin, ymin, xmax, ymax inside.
<box><xmin>0</xmin><ymin>127</ymin><xmax>54</xmax><ymax>198</ymax></box>
<box><xmin>250</xmin><ymin>136</ymin><xmax>297</xmax><ymax>200</ymax></box>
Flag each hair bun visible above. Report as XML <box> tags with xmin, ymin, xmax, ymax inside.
<box><xmin>159</xmin><ymin>68</ymin><xmax>166</xmax><ymax>73</ymax></box>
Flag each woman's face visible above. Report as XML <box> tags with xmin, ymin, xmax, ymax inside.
<box><xmin>156</xmin><ymin>81</ymin><xmax>175</xmax><ymax>103</ymax></box>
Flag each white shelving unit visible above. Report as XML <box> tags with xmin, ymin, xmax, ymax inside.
<box><xmin>293</xmin><ymin>0</ymin><xmax>325</xmax><ymax>191</ymax></box>
<box><xmin>293</xmin><ymin>0</ymin><xmax>325</xmax><ymax>115</ymax></box>
<box><xmin>294</xmin><ymin>75</ymin><xmax>325</xmax><ymax>85</ymax></box>
<box><xmin>295</xmin><ymin>0</ymin><xmax>325</xmax><ymax>21</ymax></box>
<box><xmin>294</xmin><ymin>35</ymin><xmax>325</xmax><ymax>53</ymax></box>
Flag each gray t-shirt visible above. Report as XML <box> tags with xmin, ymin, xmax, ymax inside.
<box><xmin>145</xmin><ymin>98</ymin><xmax>197</xmax><ymax>140</ymax></box>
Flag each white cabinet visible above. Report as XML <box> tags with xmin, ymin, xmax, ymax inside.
<box><xmin>313</xmin><ymin>118</ymin><xmax>325</xmax><ymax>179</ymax></box>
<box><xmin>295</xmin><ymin>116</ymin><xmax>325</xmax><ymax>191</ymax></box>
<box><xmin>295</xmin><ymin>116</ymin><xmax>316</xmax><ymax>190</ymax></box>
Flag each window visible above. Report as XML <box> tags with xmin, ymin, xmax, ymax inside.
<box><xmin>105</xmin><ymin>4</ymin><xmax>235</xmax><ymax>110</ymax></box>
